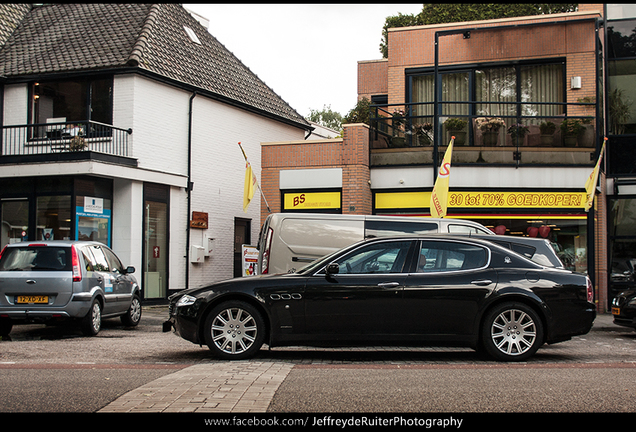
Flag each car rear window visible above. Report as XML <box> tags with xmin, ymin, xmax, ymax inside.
<box><xmin>0</xmin><ymin>246</ymin><xmax>72</xmax><ymax>271</ymax></box>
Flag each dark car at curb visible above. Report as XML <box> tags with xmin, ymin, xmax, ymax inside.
<box><xmin>612</xmin><ymin>289</ymin><xmax>636</xmax><ymax>330</ymax></box>
<box><xmin>164</xmin><ymin>236</ymin><xmax>596</xmax><ymax>362</ymax></box>
<box><xmin>0</xmin><ymin>240</ymin><xmax>141</xmax><ymax>336</ymax></box>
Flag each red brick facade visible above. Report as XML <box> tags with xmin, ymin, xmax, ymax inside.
<box><xmin>260</xmin><ymin>123</ymin><xmax>371</xmax><ymax>224</ymax></box>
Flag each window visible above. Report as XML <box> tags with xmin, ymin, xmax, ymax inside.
<box><xmin>335</xmin><ymin>241</ymin><xmax>412</xmax><ymax>274</ymax></box>
<box><xmin>409</xmin><ymin>62</ymin><xmax>565</xmax><ymax>125</ymax></box>
<box><xmin>364</xmin><ymin>220</ymin><xmax>437</xmax><ymax>238</ymax></box>
<box><xmin>417</xmin><ymin>241</ymin><xmax>487</xmax><ymax>272</ymax></box>
<box><xmin>32</xmin><ymin>77</ymin><xmax>113</xmax><ymax>125</ymax></box>
<box><xmin>607</xmin><ymin>19</ymin><xmax>636</xmax><ymax>134</ymax></box>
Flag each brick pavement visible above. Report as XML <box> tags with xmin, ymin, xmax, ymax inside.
<box><xmin>99</xmin><ymin>361</ymin><xmax>294</xmax><ymax>413</ymax></box>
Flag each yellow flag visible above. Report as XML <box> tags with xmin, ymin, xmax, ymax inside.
<box><xmin>430</xmin><ymin>137</ymin><xmax>455</xmax><ymax>218</ymax></box>
<box><xmin>243</xmin><ymin>161</ymin><xmax>257</xmax><ymax>212</ymax></box>
<box><xmin>584</xmin><ymin>138</ymin><xmax>606</xmax><ymax>212</ymax></box>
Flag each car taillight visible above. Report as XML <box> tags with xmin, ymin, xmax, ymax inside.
<box><xmin>71</xmin><ymin>246</ymin><xmax>82</xmax><ymax>282</ymax></box>
<box><xmin>0</xmin><ymin>245</ymin><xmax>6</xmax><ymax>261</ymax></box>
<box><xmin>261</xmin><ymin>227</ymin><xmax>273</xmax><ymax>274</ymax></box>
<box><xmin>586</xmin><ymin>277</ymin><xmax>594</xmax><ymax>303</ymax></box>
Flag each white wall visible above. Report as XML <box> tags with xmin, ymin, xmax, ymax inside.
<box><xmin>186</xmin><ymin>96</ymin><xmax>304</xmax><ymax>287</ymax></box>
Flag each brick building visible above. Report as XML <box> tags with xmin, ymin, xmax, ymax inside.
<box><xmin>260</xmin><ymin>5</ymin><xmax>620</xmax><ymax>312</ymax></box>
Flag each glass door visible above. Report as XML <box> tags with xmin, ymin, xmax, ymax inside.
<box><xmin>143</xmin><ymin>184</ymin><xmax>169</xmax><ymax>299</ymax></box>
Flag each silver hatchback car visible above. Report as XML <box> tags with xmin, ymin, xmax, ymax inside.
<box><xmin>0</xmin><ymin>240</ymin><xmax>141</xmax><ymax>336</ymax></box>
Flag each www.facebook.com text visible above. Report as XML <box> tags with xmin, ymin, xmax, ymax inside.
<box><xmin>204</xmin><ymin>415</ymin><xmax>464</xmax><ymax>428</ymax></box>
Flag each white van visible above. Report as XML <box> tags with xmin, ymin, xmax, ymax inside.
<box><xmin>256</xmin><ymin>213</ymin><xmax>493</xmax><ymax>274</ymax></box>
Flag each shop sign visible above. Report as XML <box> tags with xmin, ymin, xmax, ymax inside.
<box><xmin>190</xmin><ymin>211</ymin><xmax>208</xmax><ymax>229</ymax></box>
<box><xmin>283</xmin><ymin>192</ymin><xmax>341</xmax><ymax>210</ymax></box>
<box><xmin>84</xmin><ymin>197</ymin><xmax>103</xmax><ymax>214</ymax></box>
<box><xmin>375</xmin><ymin>191</ymin><xmax>587</xmax><ymax>210</ymax></box>
<box><xmin>242</xmin><ymin>245</ymin><xmax>259</xmax><ymax>276</ymax></box>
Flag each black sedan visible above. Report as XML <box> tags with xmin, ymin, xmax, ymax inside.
<box><xmin>612</xmin><ymin>289</ymin><xmax>636</xmax><ymax>330</ymax></box>
<box><xmin>163</xmin><ymin>236</ymin><xmax>596</xmax><ymax>362</ymax></box>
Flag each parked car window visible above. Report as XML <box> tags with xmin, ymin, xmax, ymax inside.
<box><xmin>0</xmin><ymin>246</ymin><xmax>70</xmax><ymax>271</ymax></box>
<box><xmin>448</xmin><ymin>224</ymin><xmax>489</xmax><ymax>234</ymax></box>
<box><xmin>335</xmin><ymin>241</ymin><xmax>412</xmax><ymax>274</ymax></box>
<box><xmin>86</xmin><ymin>245</ymin><xmax>109</xmax><ymax>272</ymax></box>
<box><xmin>417</xmin><ymin>241</ymin><xmax>487</xmax><ymax>272</ymax></box>
<box><xmin>102</xmin><ymin>247</ymin><xmax>125</xmax><ymax>274</ymax></box>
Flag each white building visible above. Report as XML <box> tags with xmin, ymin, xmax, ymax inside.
<box><xmin>0</xmin><ymin>4</ymin><xmax>311</xmax><ymax>300</ymax></box>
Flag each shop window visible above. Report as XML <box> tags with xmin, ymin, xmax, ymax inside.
<box><xmin>37</xmin><ymin>196</ymin><xmax>71</xmax><ymax>241</ymax></box>
<box><xmin>1</xmin><ymin>199</ymin><xmax>29</xmax><ymax>248</ymax></box>
<box><xmin>75</xmin><ymin>196</ymin><xmax>112</xmax><ymax>246</ymax></box>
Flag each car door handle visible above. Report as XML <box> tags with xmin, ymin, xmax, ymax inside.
<box><xmin>26</xmin><ymin>280</ymin><xmax>36</xmax><ymax>284</ymax></box>
<box><xmin>378</xmin><ymin>282</ymin><xmax>400</xmax><ymax>289</ymax></box>
<box><xmin>471</xmin><ymin>279</ymin><xmax>493</xmax><ymax>286</ymax></box>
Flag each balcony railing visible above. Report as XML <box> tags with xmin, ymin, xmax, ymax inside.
<box><xmin>369</xmin><ymin>100</ymin><xmax>600</xmax><ymax>167</ymax></box>
<box><xmin>1</xmin><ymin>120</ymin><xmax>132</xmax><ymax>158</ymax></box>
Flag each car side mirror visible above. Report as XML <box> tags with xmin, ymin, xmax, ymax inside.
<box><xmin>126</xmin><ymin>266</ymin><xmax>135</xmax><ymax>274</ymax></box>
<box><xmin>325</xmin><ymin>262</ymin><xmax>339</xmax><ymax>275</ymax></box>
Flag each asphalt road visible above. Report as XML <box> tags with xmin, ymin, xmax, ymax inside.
<box><xmin>0</xmin><ymin>306</ymin><xmax>635</xmax><ymax>420</ymax></box>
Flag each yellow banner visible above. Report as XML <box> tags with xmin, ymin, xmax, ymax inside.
<box><xmin>375</xmin><ymin>191</ymin><xmax>587</xmax><ymax>210</ymax></box>
<box><xmin>283</xmin><ymin>192</ymin><xmax>341</xmax><ymax>210</ymax></box>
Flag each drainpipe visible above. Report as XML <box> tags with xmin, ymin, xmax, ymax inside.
<box><xmin>186</xmin><ymin>91</ymin><xmax>197</xmax><ymax>290</ymax></box>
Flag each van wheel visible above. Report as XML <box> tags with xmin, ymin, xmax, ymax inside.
<box><xmin>81</xmin><ymin>300</ymin><xmax>102</xmax><ymax>336</ymax></box>
<box><xmin>203</xmin><ymin>301</ymin><xmax>265</xmax><ymax>360</ymax></box>
<box><xmin>121</xmin><ymin>296</ymin><xmax>142</xmax><ymax>327</ymax></box>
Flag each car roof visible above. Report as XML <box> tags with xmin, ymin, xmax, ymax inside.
<box><xmin>3</xmin><ymin>240</ymin><xmax>107</xmax><ymax>248</ymax></box>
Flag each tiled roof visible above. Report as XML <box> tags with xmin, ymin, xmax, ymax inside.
<box><xmin>0</xmin><ymin>3</ymin><xmax>310</xmax><ymax>129</ymax></box>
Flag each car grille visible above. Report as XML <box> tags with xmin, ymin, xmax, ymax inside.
<box><xmin>613</xmin><ymin>296</ymin><xmax>626</xmax><ymax>307</ymax></box>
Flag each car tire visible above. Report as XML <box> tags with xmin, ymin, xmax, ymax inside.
<box><xmin>81</xmin><ymin>299</ymin><xmax>102</xmax><ymax>336</ymax></box>
<box><xmin>121</xmin><ymin>295</ymin><xmax>142</xmax><ymax>327</ymax></box>
<box><xmin>203</xmin><ymin>301</ymin><xmax>265</xmax><ymax>360</ymax></box>
<box><xmin>481</xmin><ymin>302</ymin><xmax>543</xmax><ymax>362</ymax></box>
<box><xmin>0</xmin><ymin>319</ymin><xmax>12</xmax><ymax>336</ymax></box>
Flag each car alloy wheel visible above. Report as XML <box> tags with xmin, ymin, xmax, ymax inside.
<box><xmin>204</xmin><ymin>301</ymin><xmax>265</xmax><ymax>360</ymax></box>
<box><xmin>482</xmin><ymin>302</ymin><xmax>543</xmax><ymax>361</ymax></box>
<box><xmin>81</xmin><ymin>300</ymin><xmax>102</xmax><ymax>336</ymax></box>
<box><xmin>121</xmin><ymin>296</ymin><xmax>142</xmax><ymax>327</ymax></box>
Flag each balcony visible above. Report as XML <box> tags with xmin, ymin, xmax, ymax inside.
<box><xmin>369</xmin><ymin>101</ymin><xmax>600</xmax><ymax>168</ymax></box>
<box><xmin>1</xmin><ymin>120</ymin><xmax>135</xmax><ymax>166</ymax></box>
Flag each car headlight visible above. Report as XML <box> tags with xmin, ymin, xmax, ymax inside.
<box><xmin>628</xmin><ymin>297</ymin><xmax>636</xmax><ymax>307</ymax></box>
<box><xmin>176</xmin><ymin>294</ymin><xmax>197</xmax><ymax>307</ymax></box>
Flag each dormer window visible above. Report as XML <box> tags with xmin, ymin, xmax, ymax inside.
<box><xmin>183</xmin><ymin>26</ymin><xmax>201</xmax><ymax>45</ymax></box>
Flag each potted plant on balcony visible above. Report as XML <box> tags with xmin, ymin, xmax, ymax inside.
<box><xmin>475</xmin><ymin>117</ymin><xmax>505</xmax><ymax>146</ymax></box>
<box><xmin>560</xmin><ymin>119</ymin><xmax>584</xmax><ymax>147</ymax></box>
<box><xmin>444</xmin><ymin>117</ymin><xmax>467</xmax><ymax>145</ymax></box>
<box><xmin>413</xmin><ymin>123</ymin><xmax>433</xmax><ymax>146</ymax></box>
<box><xmin>391</xmin><ymin>109</ymin><xmax>406</xmax><ymax>147</ymax></box>
<box><xmin>539</xmin><ymin>121</ymin><xmax>557</xmax><ymax>146</ymax></box>
<box><xmin>507</xmin><ymin>123</ymin><xmax>529</xmax><ymax>145</ymax></box>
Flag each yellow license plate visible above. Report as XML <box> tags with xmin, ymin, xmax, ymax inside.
<box><xmin>612</xmin><ymin>307</ymin><xmax>621</xmax><ymax>315</ymax></box>
<box><xmin>16</xmin><ymin>295</ymin><xmax>48</xmax><ymax>304</ymax></box>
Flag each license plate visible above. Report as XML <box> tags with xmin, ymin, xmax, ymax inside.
<box><xmin>16</xmin><ymin>295</ymin><xmax>48</xmax><ymax>304</ymax></box>
<box><xmin>612</xmin><ymin>307</ymin><xmax>621</xmax><ymax>315</ymax></box>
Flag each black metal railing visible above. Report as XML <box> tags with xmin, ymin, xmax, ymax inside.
<box><xmin>2</xmin><ymin>120</ymin><xmax>132</xmax><ymax>157</ymax></box>
<box><xmin>369</xmin><ymin>100</ymin><xmax>600</xmax><ymax>167</ymax></box>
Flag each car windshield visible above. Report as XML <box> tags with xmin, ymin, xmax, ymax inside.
<box><xmin>0</xmin><ymin>247</ymin><xmax>71</xmax><ymax>271</ymax></box>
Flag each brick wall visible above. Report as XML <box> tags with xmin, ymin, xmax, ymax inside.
<box><xmin>261</xmin><ymin>123</ymin><xmax>372</xmax><ymax>223</ymax></box>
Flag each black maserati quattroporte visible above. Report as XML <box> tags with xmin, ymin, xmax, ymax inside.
<box><xmin>163</xmin><ymin>236</ymin><xmax>596</xmax><ymax>362</ymax></box>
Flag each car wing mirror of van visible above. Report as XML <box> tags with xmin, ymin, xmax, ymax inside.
<box><xmin>126</xmin><ymin>266</ymin><xmax>135</xmax><ymax>274</ymax></box>
<box><xmin>325</xmin><ymin>262</ymin><xmax>340</xmax><ymax>276</ymax></box>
